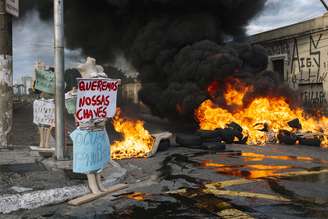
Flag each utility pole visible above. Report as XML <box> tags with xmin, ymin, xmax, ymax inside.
<box><xmin>54</xmin><ymin>0</ymin><xmax>65</xmax><ymax>160</ymax></box>
<box><xmin>0</xmin><ymin>0</ymin><xmax>13</xmax><ymax>148</ymax></box>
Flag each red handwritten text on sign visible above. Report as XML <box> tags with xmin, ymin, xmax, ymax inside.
<box><xmin>76</xmin><ymin>79</ymin><xmax>119</xmax><ymax>122</ymax></box>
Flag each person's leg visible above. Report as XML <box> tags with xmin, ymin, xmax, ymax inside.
<box><xmin>95</xmin><ymin>173</ymin><xmax>106</xmax><ymax>192</ymax></box>
<box><xmin>39</xmin><ymin>127</ymin><xmax>44</xmax><ymax>148</ymax></box>
<box><xmin>87</xmin><ymin>173</ymin><xmax>101</xmax><ymax>194</ymax></box>
<box><xmin>44</xmin><ymin>127</ymin><xmax>51</xmax><ymax>148</ymax></box>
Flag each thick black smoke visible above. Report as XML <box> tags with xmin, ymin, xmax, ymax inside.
<box><xmin>20</xmin><ymin>0</ymin><xmax>299</xmax><ymax>122</ymax></box>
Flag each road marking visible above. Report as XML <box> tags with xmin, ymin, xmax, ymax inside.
<box><xmin>206</xmin><ymin>168</ymin><xmax>328</xmax><ymax>189</ymax></box>
<box><xmin>166</xmin><ymin>189</ymin><xmax>255</xmax><ymax>219</ymax></box>
<box><xmin>206</xmin><ymin>179</ymin><xmax>255</xmax><ymax>189</ymax></box>
<box><xmin>217</xmin><ymin>208</ymin><xmax>255</xmax><ymax>219</ymax></box>
<box><xmin>204</xmin><ymin>188</ymin><xmax>290</xmax><ymax>202</ymax></box>
<box><xmin>273</xmin><ymin>169</ymin><xmax>328</xmax><ymax>178</ymax></box>
<box><xmin>166</xmin><ymin>169</ymin><xmax>328</xmax><ymax>218</ymax></box>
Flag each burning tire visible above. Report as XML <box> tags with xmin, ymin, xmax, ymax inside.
<box><xmin>227</xmin><ymin>122</ymin><xmax>243</xmax><ymax>133</ymax></box>
<box><xmin>176</xmin><ymin>134</ymin><xmax>203</xmax><ymax>148</ymax></box>
<box><xmin>158</xmin><ymin>139</ymin><xmax>171</xmax><ymax>152</ymax></box>
<box><xmin>236</xmin><ymin>136</ymin><xmax>248</xmax><ymax>145</ymax></box>
<box><xmin>202</xmin><ymin>142</ymin><xmax>226</xmax><ymax>151</ymax></box>
<box><xmin>299</xmin><ymin>138</ymin><xmax>321</xmax><ymax>147</ymax></box>
<box><xmin>196</xmin><ymin>129</ymin><xmax>222</xmax><ymax>142</ymax></box>
<box><xmin>277</xmin><ymin>130</ymin><xmax>297</xmax><ymax>145</ymax></box>
<box><xmin>216</xmin><ymin>128</ymin><xmax>238</xmax><ymax>144</ymax></box>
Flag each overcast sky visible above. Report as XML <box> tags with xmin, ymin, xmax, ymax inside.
<box><xmin>13</xmin><ymin>11</ymin><xmax>82</xmax><ymax>83</ymax></box>
<box><xmin>247</xmin><ymin>0</ymin><xmax>326</xmax><ymax>34</ymax></box>
<box><xmin>12</xmin><ymin>0</ymin><xmax>327</xmax><ymax>83</ymax></box>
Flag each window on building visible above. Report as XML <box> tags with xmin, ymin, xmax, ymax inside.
<box><xmin>272</xmin><ymin>59</ymin><xmax>284</xmax><ymax>81</ymax></box>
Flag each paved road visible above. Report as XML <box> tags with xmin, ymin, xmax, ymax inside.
<box><xmin>4</xmin><ymin>143</ymin><xmax>328</xmax><ymax>219</ymax></box>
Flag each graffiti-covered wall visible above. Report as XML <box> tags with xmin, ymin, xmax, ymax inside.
<box><xmin>264</xmin><ymin>31</ymin><xmax>328</xmax><ymax>107</ymax></box>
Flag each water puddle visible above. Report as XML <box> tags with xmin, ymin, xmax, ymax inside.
<box><xmin>201</xmin><ymin>160</ymin><xmax>295</xmax><ymax>179</ymax></box>
<box><xmin>241</xmin><ymin>152</ymin><xmax>328</xmax><ymax>164</ymax></box>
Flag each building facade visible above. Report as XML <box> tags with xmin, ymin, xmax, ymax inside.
<box><xmin>248</xmin><ymin>13</ymin><xmax>328</xmax><ymax>108</ymax></box>
<box><xmin>121</xmin><ymin>82</ymin><xmax>142</xmax><ymax>105</ymax></box>
<box><xmin>21</xmin><ymin>76</ymin><xmax>33</xmax><ymax>95</ymax></box>
<box><xmin>13</xmin><ymin>84</ymin><xmax>24</xmax><ymax>96</ymax></box>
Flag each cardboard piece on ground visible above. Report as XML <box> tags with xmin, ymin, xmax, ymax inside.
<box><xmin>68</xmin><ymin>183</ymin><xmax>128</xmax><ymax>206</ymax></box>
<box><xmin>29</xmin><ymin>146</ymin><xmax>55</xmax><ymax>152</ymax></box>
<box><xmin>148</xmin><ymin>132</ymin><xmax>172</xmax><ymax>157</ymax></box>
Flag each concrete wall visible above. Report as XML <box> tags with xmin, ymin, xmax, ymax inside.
<box><xmin>121</xmin><ymin>82</ymin><xmax>142</xmax><ymax>105</ymax></box>
<box><xmin>249</xmin><ymin>14</ymin><xmax>328</xmax><ymax>108</ymax></box>
<box><xmin>265</xmin><ymin>31</ymin><xmax>328</xmax><ymax>108</ymax></box>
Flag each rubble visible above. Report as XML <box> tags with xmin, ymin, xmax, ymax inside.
<box><xmin>288</xmin><ymin>118</ymin><xmax>302</xmax><ymax>130</ymax></box>
<box><xmin>175</xmin><ymin>134</ymin><xmax>202</xmax><ymax>148</ymax></box>
<box><xmin>277</xmin><ymin>130</ymin><xmax>297</xmax><ymax>145</ymax></box>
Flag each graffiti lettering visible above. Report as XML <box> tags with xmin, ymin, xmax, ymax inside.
<box><xmin>266</xmin><ymin>33</ymin><xmax>327</xmax><ymax>106</ymax></box>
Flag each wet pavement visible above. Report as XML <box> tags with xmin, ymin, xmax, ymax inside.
<box><xmin>2</xmin><ymin>143</ymin><xmax>328</xmax><ymax>219</ymax></box>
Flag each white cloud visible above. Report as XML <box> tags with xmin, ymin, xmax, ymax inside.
<box><xmin>13</xmin><ymin>11</ymin><xmax>82</xmax><ymax>82</ymax></box>
<box><xmin>247</xmin><ymin>0</ymin><xmax>327</xmax><ymax>35</ymax></box>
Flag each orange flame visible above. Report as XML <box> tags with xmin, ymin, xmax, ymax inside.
<box><xmin>196</xmin><ymin>89</ymin><xmax>328</xmax><ymax>146</ymax></box>
<box><xmin>111</xmin><ymin>108</ymin><xmax>155</xmax><ymax>160</ymax></box>
<box><xmin>224</xmin><ymin>78</ymin><xmax>253</xmax><ymax>106</ymax></box>
<box><xmin>127</xmin><ymin>192</ymin><xmax>145</xmax><ymax>201</ymax></box>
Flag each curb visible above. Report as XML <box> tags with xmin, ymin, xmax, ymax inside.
<box><xmin>0</xmin><ymin>161</ymin><xmax>127</xmax><ymax>214</ymax></box>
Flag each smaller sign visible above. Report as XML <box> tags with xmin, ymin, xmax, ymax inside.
<box><xmin>6</xmin><ymin>0</ymin><xmax>19</xmax><ymax>17</ymax></box>
<box><xmin>33</xmin><ymin>99</ymin><xmax>55</xmax><ymax>126</ymax></box>
<box><xmin>71</xmin><ymin>129</ymin><xmax>110</xmax><ymax>173</ymax></box>
<box><xmin>34</xmin><ymin>69</ymin><xmax>55</xmax><ymax>94</ymax></box>
<box><xmin>75</xmin><ymin>78</ymin><xmax>120</xmax><ymax>122</ymax></box>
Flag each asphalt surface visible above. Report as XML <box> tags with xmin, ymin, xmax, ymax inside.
<box><xmin>5</xmin><ymin>103</ymin><xmax>328</xmax><ymax>218</ymax></box>
<box><xmin>2</xmin><ymin>143</ymin><xmax>328</xmax><ymax>219</ymax></box>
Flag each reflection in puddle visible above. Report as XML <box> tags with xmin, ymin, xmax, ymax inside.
<box><xmin>241</xmin><ymin>152</ymin><xmax>327</xmax><ymax>163</ymax></box>
<box><xmin>127</xmin><ymin>192</ymin><xmax>146</xmax><ymax>201</ymax></box>
<box><xmin>111</xmin><ymin>192</ymin><xmax>240</xmax><ymax>218</ymax></box>
<box><xmin>202</xmin><ymin>161</ymin><xmax>293</xmax><ymax>179</ymax></box>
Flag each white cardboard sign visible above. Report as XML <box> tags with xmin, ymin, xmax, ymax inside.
<box><xmin>75</xmin><ymin>78</ymin><xmax>119</xmax><ymax>122</ymax></box>
<box><xmin>33</xmin><ymin>99</ymin><xmax>55</xmax><ymax>126</ymax></box>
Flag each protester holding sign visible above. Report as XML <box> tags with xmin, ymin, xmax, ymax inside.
<box><xmin>75</xmin><ymin>79</ymin><xmax>119</xmax><ymax>123</ymax></box>
<box><xmin>32</xmin><ymin>61</ymin><xmax>56</xmax><ymax>149</ymax></box>
<box><xmin>72</xmin><ymin>78</ymin><xmax>120</xmax><ymax>174</ymax></box>
<box><xmin>32</xmin><ymin>98</ymin><xmax>55</xmax><ymax>149</ymax></box>
<box><xmin>34</xmin><ymin>68</ymin><xmax>55</xmax><ymax>94</ymax></box>
<box><xmin>33</xmin><ymin>99</ymin><xmax>55</xmax><ymax>127</ymax></box>
<box><xmin>70</xmin><ymin>129</ymin><xmax>110</xmax><ymax>173</ymax></box>
<box><xmin>71</xmin><ymin>57</ymin><xmax>120</xmax><ymax>194</ymax></box>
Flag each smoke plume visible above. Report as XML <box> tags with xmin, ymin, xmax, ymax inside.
<box><xmin>20</xmin><ymin>0</ymin><xmax>299</xmax><ymax>122</ymax></box>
